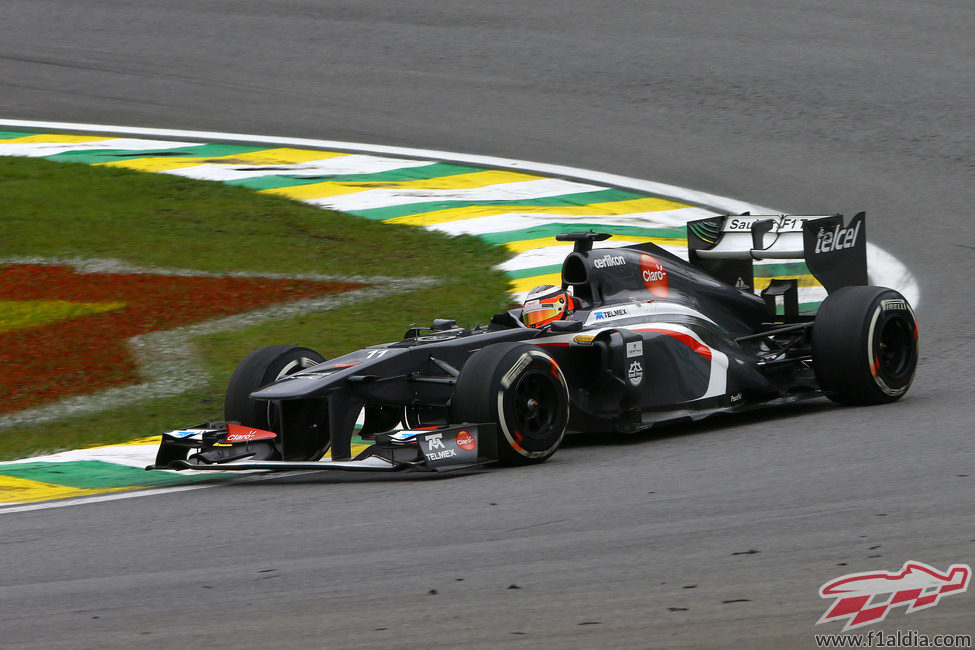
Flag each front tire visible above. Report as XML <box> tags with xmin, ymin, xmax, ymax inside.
<box><xmin>224</xmin><ymin>345</ymin><xmax>326</xmax><ymax>429</ymax></box>
<box><xmin>812</xmin><ymin>286</ymin><xmax>918</xmax><ymax>405</ymax></box>
<box><xmin>452</xmin><ymin>343</ymin><xmax>569</xmax><ymax>465</ymax></box>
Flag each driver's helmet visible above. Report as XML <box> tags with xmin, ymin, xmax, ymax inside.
<box><xmin>522</xmin><ymin>285</ymin><xmax>572</xmax><ymax>328</ymax></box>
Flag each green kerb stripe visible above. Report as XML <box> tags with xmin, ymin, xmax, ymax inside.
<box><xmin>349</xmin><ymin>188</ymin><xmax>646</xmax><ymax>221</ymax></box>
<box><xmin>507</xmin><ymin>264</ymin><xmax>564</xmax><ymax>280</ymax></box>
<box><xmin>225</xmin><ymin>162</ymin><xmax>483</xmax><ymax>191</ymax></box>
<box><xmin>509</xmin><ymin>260</ymin><xmax>811</xmax><ymax>281</ymax></box>
<box><xmin>45</xmin><ymin>144</ymin><xmax>269</xmax><ymax>165</ymax></box>
<box><xmin>0</xmin><ymin>130</ymin><xmax>33</xmax><ymax>139</ymax></box>
<box><xmin>480</xmin><ymin>223</ymin><xmax>687</xmax><ymax>245</ymax></box>
<box><xmin>0</xmin><ymin>461</ymin><xmax>226</xmax><ymax>488</ymax></box>
<box><xmin>754</xmin><ymin>261</ymin><xmax>812</xmax><ymax>277</ymax></box>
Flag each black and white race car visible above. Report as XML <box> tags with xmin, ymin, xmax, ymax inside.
<box><xmin>149</xmin><ymin>212</ymin><xmax>918</xmax><ymax>474</ymax></box>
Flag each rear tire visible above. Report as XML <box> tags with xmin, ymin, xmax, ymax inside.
<box><xmin>452</xmin><ymin>343</ymin><xmax>569</xmax><ymax>465</ymax></box>
<box><xmin>812</xmin><ymin>286</ymin><xmax>918</xmax><ymax>405</ymax></box>
<box><xmin>224</xmin><ymin>345</ymin><xmax>326</xmax><ymax>429</ymax></box>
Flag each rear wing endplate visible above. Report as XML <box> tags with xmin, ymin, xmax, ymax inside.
<box><xmin>686</xmin><ymin>212</ymin><xmax>868</xmax><ymax>294</ymax></box>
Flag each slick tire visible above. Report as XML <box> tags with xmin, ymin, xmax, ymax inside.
<box><xmin>812</xmin><ymin>286</ymin><xmax>918</xmax><ymax>405</ymax></box>
<box><xmin>452</xmin><ymin>342</ymin><xmax>569</xmax><ymax>465</ymax></box>
<box><xmin>224</xmin><ymin>345</ymin><xmax>326</xmax><ymax>429</ymax></box>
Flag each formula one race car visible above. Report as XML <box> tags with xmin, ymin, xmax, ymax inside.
<box><xmin>148</xmin><ymin>212</ymin><xmax>918</xmax><ymax>474</ymax></box>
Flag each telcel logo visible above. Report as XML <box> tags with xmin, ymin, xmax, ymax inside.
<box><xmin>815</xmin><ymin>220</ymin><xmax>862</xmax><ymax>253</ymax></box>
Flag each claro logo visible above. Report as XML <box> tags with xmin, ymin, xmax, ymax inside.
<box><xmin>640</xmin><ymin>254</ymin><xmax>669</xmax><ymax>297</ymax></box>
<box><xmin>224</xmin><ymin>424</ymin><xmax>277</xmax><ymax>443</ymax></box>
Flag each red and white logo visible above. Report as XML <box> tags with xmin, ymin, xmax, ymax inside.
<box><xmin>640</xmin><ymin>254</ymin><xmax>669</xmax><ymax>297</ymax></box>
<box><xmin>456</xmin><ymin>430</ymin><xmax>476</xmax><ymax>451</ymax></box>
<box><xmin>818</xmin><ymin>561</ymin><xmax>971</xmax><ymax>631</ymax></box>
<box><xmin>224</xmin><ymin>423</ymin><xmax>277</xmax><ymax>443</ymax></box>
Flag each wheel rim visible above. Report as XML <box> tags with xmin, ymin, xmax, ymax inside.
<box><xmin>266</xmin><ymin>356</ymin><xmax>321</xmax><ymax>429</ymax></box>
<box><xmin>274</xmin><ymin>356</ymin><xmax>319</xmax><ymax>381</ymax></box>
<box><xmin>876</xmin><ymin>315</ymin><xmax>914</xmax><ymax>384</ymax></box>
<box><xmin>510</xmin><ymin>370</ymin><xmax>560</xmax><ymax>441</ymax></box>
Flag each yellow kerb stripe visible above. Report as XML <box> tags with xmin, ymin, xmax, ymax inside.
<box><xmin>332</xmin><ymin>443</ymin><xmax>372</xmax><ymax>459</ymax></box>
<box><xmin>262</xmin><ymin>169</ymin><xmax>545</xmax><ymax>201</ymax></box>
<box><xmin>509</xmin><ymin>273</ymin><xmax>563</xmax><ymax>295</ymax></box>
<box><xmin>106</xmin><ymin>435</ymin><xmax>162</xmax><ymax>448</ymax></box>
<box><xmin>512</xmin><ymin>272</ymin><xmax>821</xmax><ymax>294</ymax></box>
<box><xmin>3</xmin><ymin>134</ymin><xmax>115</xmax><ymax>144</ymax></box>
<box><xmin>97</xmin><ymin>148</ymin><xmax>348</xmax><ymax>173</ymax></box>
<box><xmin>504</xmin><ymin>235</ymin><xmax>684</xmax><ymax>255</ymax></box>
<box><xmin>384</xmin><ymin>197</ymin><xmax>689</xmax><ymax>227</ymax></box>
<box><xmin>754</xmin><ymin>275</ymin><xmax>822</xmax><ymax>290</ymax></box>
<box><xmin>0</xmin><ymin>475</ymin><xmax>129</xmax><ymax>503</ymax></box>
<box><xmin>112</xmin><ymin>435</ymin><xmax>370</xmax><ymax>457</ymax></box>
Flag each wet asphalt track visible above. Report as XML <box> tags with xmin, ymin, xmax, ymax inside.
<box><xmin>1</xmin><ymin>2</ymin><xmax>973</xmax><ymax>647</ymax></box>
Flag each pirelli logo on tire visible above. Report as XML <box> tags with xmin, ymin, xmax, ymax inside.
<box><xmin>881</xmin><ymin>298</ymin><xmax>908</xmax><ymax>312</ymax></box>
<box><xmin>500</xmin><ymin>353</ymin><xmax>533</xmax><ymax>389</ymax></box>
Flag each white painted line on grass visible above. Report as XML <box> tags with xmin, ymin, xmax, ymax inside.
<box><xmin>0</xmin><ymin>257</ymin><xmax>434</xmax><ymax>430</ymax></box>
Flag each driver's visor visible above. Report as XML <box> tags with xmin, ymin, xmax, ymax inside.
<box><xmin>522</xmin><ymin>302</ymin><xmax>563</xmax><ymax>327</ymax></box>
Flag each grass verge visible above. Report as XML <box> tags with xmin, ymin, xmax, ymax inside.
<box><xmin>0</xmin><ymin>156</ymin><xmax>512</xmax><ymax>460</ymax></box>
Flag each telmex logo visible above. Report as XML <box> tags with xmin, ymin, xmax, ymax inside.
<box><xmin>594</xmin><ymin>308</ymin><xmax>628</xmax><ymax>320</ymax></box>
<box><xmin>815</xmin><ymin>220</ymin><xmax>862</xmax><ymax>254</ymax></box>
<box><xmin>818</xmin><ymin>561</ymin><xmax>971</xmax><ymax>631</ymax></box>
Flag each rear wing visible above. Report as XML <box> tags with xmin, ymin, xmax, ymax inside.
<box><xmin>687</xmin><ymin>212</ymin><xmax>868</xmax><ymax>295</ymax></box>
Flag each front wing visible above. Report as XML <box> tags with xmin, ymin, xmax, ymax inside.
<box><xmin>146</xmin><ymin>422</ymin><xmax>498</xmax><ymax>473</ymax></box>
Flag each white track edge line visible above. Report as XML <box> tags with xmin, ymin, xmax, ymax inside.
<box><xmin>0</xmin><ymin>469</ymin><xmax>301</xmax><ymax>515</ymax></box>
<box><xmin>0</xmin><ymin>482</ymin><xmax>217</xmax><ymax>514</ymax></box>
